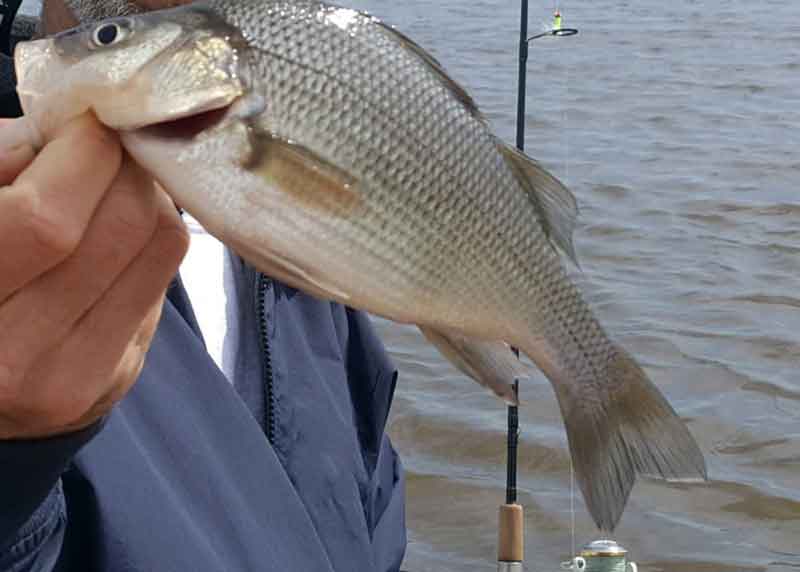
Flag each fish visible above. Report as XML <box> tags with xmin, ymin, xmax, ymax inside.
<box><xmin>13</xmin><ymin>0</ymin><xmax>707</xmax><ymax>530</ymax></box>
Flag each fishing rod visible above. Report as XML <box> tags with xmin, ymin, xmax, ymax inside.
<box><xmin>497</xmin><ymin>381</ymin><xmax>522</xmax><ymax>572</ymax></box>
<box><xmin>514</xmin><ymin>6</ymin><xmax>578</xmax><ymax>152</ymax></box>
<box><xmin>502</xmin><ymin>4</ymin><xmax>578</xmax><ymax>567</ymax></box>
<box><xmin>500</xmin><ymin>4</ymin><xmax>578</xmax><ymax>572</ymax></box>
<box><xmin>508</xmin><ymin>8</ymin><xmax>639</xmax><ymax>572</ymax></box>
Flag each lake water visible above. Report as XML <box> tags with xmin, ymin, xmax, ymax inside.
<box><xmin>20</xmin><ymin>0</ymin><xmax>800</xmax><ymax>570</ymax></box>
<box><xmin>340</xmin><ymin>0</ymin><xmax>799</xmax><ymax>570</ymax></box>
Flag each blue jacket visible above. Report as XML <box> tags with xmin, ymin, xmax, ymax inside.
<box><xmin>0</xmin><ymin>53</ymin><xmax>406</xmax><ymax>572</ymax></box>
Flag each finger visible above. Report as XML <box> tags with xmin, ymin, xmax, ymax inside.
<box><xmin>0</xmin><ymin>144</ymin><xmax>36</xmax><ymax>184</ymax></box>
<box><xmin>0</xmin><ymin>114</ymin><xmax>122</xmax><ymax>298</ymax></box>
<box><xmin>41</xmin><ymin>190</ymin><xmax>189</xmax><ymax>414</ymax></box>
<box><xmin>0</xmin><ymin>156</ymin><xmax>160</xmax><ymax>376</ymax></box>
<box><xmin>0</xmin><ymin>117</ymin><xmax>40</xmax><ymax>184</ymax></box>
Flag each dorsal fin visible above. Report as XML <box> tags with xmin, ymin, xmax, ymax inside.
<box><xmin>374</xmin><ymin>20</ymin><xmax>487</xmax><ymax>125</ymax></box>
<box><xmin>497</xmin><ymin>139</ymin><xmax>580</xmax><ymax>264</ymax></box>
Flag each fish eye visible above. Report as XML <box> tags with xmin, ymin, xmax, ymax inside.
<box><xmin>91</xmin><ymin>21</ymin><xmax>131</xmax><ymax>48</ymax></box>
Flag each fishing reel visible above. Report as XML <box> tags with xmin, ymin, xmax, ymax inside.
<box><xmin>497</xmin><ymin>538</ymin><xmax>638</xmax><ymax>572</ymax></box>
<box><xmin>561</xmin><ymin>540</ymin><xmax>638</xmax><ymax>572</ymax></box>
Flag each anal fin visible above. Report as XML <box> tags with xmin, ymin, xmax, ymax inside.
<box><xmin>420</xmin><ymin>326</ymin><xmax>532</xmax><ymax>405</ymax></box>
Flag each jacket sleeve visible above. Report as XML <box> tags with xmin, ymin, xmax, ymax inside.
<box><xmin>0</xmin><ymin>423</ymin><xmax>102</xmax><ymax>572</ymax></box>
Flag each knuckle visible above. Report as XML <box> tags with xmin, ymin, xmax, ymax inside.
<box><xmin>154</xmin><ymin>216</ymin><xmax>190</xmax><ymax>262</ymax></box>
<box><xmin>13</xmin><ymin>185</ymin><xmax>83</xmax><ymax>259</ymax></box>
<box><xmin>68</xmin><ymin>116</ymin><xmax>119</xmax><ymax>153</ymax></box>
<box><xmin>104</xmin><ymin>201</ymin><xmax>157</xmax><ymax>248</ymax></box>
<box><xmin>28</xmin><ymin>390</ymin><xmax>65</xmax><ymax>423</ymax></box>
<box><xmin>31</xmin><ymin>380</ymin><xmax>93</xmax><ymax>433</ymax></box>
<box><xmin>85</xmin><ymin>128</ymin><xmax>121</xmax><ymax>167</ymax></box>
<box><xmin>55</xmin><ymin>116</ymin><xmax>122</xmax><ymax>177</ymax></box>
<box><xmin>138</xmin><ymin>304</ymin><xmax>165</xmax><ymax>347</ymax></box>
<box><xmin>0</xmin><ymin>370</ymin><xmax>64</xmax><ymax>434</ymax></box>
<box><xmin>0</xmin><ymin>355</ymin><xmax>103</xmax><ymax>437</ymax></box>
<box><xmin>99</xmin><ymin>168</ymin><xmax>159</xmax><ymax>248</ymax></box>
<box><xmin>118</xmin><ymin>345</ymin><xmax>148</xmax><ymax>387</ymax></box>
<box><xmin>0</xmin><ymin>360</ymin><xmax>25</xmax><ymax>409</ymax></box>
<box><xmin>111</xmin><ymin>364</ymin><xmax>140</xmax><ymax>403</ymax></box>
<box><xmin>79</xmin><ymin>353</ymin><xmax>143</xmax><ymax>421</ymax></box>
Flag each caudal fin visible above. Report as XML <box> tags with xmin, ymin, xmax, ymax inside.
<box><xmin>560</xmin><ymin>347</ymin><xmax>707</xmax><ymax>531</ymax></box>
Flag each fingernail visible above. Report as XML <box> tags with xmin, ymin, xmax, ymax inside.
<box><xmin>0</xmin><ymin>116</ymin><xmax>43</xmax><ymax>156</ymax></box>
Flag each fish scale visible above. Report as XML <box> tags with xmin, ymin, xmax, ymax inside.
<box><xmin>14</xmin><ymin>0</ymin><xmax>707</xmax><ymax>530</ymax></box>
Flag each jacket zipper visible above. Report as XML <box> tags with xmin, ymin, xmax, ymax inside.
<box><xmin>256</xmin><ymin>274</ymin><xmax>276</xmax><ymax>444</ymax></box>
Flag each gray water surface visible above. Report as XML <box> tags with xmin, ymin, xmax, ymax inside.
<box><xmin>339</xmin><ymin>0</ymin><xmax>799</xmax><ymax>570</ymax></box>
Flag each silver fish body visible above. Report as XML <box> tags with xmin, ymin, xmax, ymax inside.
<box><xmin>14</xmin><ymin>0</ymin><xmax>706</xmax><ymax>530</ymax></box>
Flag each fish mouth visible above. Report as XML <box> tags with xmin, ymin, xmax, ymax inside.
<box><xmin>133</xmin><ymin>105</ymin><xmax>232</xmax><ymax>140</ymax></box>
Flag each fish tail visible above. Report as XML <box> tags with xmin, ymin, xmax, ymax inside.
<box><xmin>521</xmin><ymin>331</ymin><xmax>707</xmax><ymax>531</ymax></box>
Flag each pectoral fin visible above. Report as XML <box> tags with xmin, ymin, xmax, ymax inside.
<box><xmin>244</xmin><ymin>129</ymin><xmax>361</xmax><ymax>215</ymax></box>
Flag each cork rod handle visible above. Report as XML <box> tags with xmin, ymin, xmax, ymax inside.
<box><xmin>497</xmin><ymin>503</ymin><xmax>524</xmax><ymax>562</ymax></box>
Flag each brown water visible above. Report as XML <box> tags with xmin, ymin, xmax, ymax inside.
<box><xmin>344</xmin><ymin>0</ymin><xmax>800</xmax><ymax>569</ymax></box>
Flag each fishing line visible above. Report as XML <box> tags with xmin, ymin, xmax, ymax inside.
<box><xmin>556</xmin><ymin>22</ymin><xmax>639</xmax><ymax>572</ymax></box>
<box><xmin>570</xmin><ymin>459</ymin><xmax>576</xmax><ymax>560</ymax></box>
<box><xmin>562</xmin><ymin>32</ymin><xmax>577</xmax><ymax>567</ymax></box>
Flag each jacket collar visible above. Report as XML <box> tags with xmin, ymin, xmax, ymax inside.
<box><xmin>0</xmin><ymin>53</ymin><xmax>21</xmax><ymax>117</ymax></box>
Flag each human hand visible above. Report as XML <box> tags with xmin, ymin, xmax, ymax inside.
<box><xmin>0</xmin><ymin>114</ymin><xmax>189</xmax><ymax>439</ymax></box>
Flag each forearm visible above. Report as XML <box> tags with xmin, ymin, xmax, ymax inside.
<box><xmin>0</xmin><ymin>422</ymin><xmax>102</xmax><ymax>571</ymax></box>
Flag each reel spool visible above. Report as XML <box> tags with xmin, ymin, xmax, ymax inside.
<box><xmin>563</xmin><ymin>540</ymin><xmax>638</xmax><ymax>572</ymax></box>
